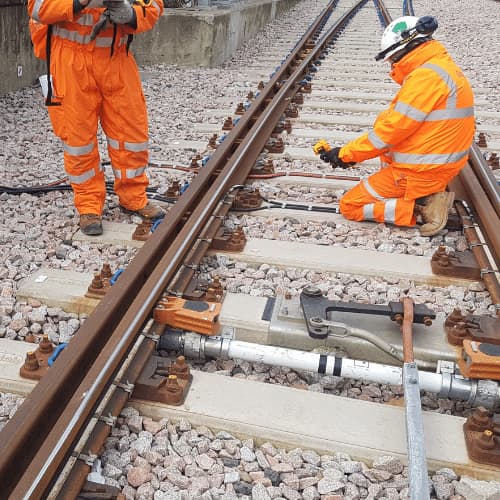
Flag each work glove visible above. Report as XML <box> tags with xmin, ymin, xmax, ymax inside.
<box><xmin>103</xmin><ymin>0</ymin><xmax>134</xmax><ymax>24</ymax></box>
<box><xmin>86</xmin><ymin>0</ymin><xmax>106</xmax><ymax>7</ymax></box>
<box><xmin>319</xmin><ymin>147</ymin><xmax>355</xmax><ymax>168</ymax></box>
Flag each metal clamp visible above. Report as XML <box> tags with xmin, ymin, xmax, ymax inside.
<box><xmin>114</xmin><ymin>381</ymin><xmax>134</xmax><ymax>396</ymax></box>
<box><xmin>143</xmin><ymin>332</ymin><xmax>160</xmax><ymax>343</ymax></box>
<box><xmin>74</xmin><ymin>452</ymin><xmax>98</xmax><ymax>467</ymax></box>
<box><xmin>98</xmin><ymin>413</ymin><xmax>117</xmax><ymax>427</ymax></box>
<box><xmin>480</xmin><ymin>268</ymin><xmax>498</xmax><ymax>277</ymax></box>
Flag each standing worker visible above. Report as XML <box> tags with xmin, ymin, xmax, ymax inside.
<box><xmin>317</xmin><ymin>16</ymin><xmax>475</xmax><ymax>236</ymax></box>
<box><xmin>28</xmin><ymin>0</ymin><xmax>165</xmax><ymax>235</ymax></box>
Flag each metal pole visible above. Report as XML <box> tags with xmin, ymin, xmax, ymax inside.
<box><xmin>401</xmin><ymin>298</ymin><xmax>430</xmax><ymax>500</ymax></box>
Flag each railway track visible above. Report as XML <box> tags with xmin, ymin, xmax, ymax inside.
<box><xmin>0</xmin><ymin>0</ymin><xmax>499</xmax><ymax>497</ymax></box>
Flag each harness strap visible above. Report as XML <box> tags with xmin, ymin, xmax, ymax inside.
<box><xmin>45</xmin><ymin>25</ymin><xmax>60</xmax><ymax>107</ymax></box>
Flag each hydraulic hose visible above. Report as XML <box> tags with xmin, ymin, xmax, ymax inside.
<box><xmin>159</xmin><ymin>331</ymin><xmax>500</xmax><ymax>410</ymax></box>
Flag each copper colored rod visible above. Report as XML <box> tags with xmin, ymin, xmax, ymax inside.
<box><xmin>401</xmin><ymin>297</ymin><xmax>415</xmax><ymax>363</ymax></box>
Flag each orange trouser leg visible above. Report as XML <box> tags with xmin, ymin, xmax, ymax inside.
<box><xmin>97</xmin><ymin>49</ymin><xmax>149</xmax><ymax>211</ymax></box>
<box><xmin>339</xmin><ymin>168</ymin><xmax>416</xmax><ymax>226</ymax></box>
<box><xmin>48</xmin><ymin>48</ymin><xmax>106</xmax><ymax>215</ymax></box>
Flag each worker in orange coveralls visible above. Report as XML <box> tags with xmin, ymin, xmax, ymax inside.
<box><xmin>28</xmin><ymin>0</ymin><xmax>165</xmax><ymax>235</ymax></box>
<box><xmin>319</xmin><ymin>16</ymin><xmax>475</xmax><ymax>237</ymax></box>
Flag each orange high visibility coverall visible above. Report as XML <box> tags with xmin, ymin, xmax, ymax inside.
<box><xmin>28</xmin><ymin>0</ymin><xmax>163</xmax><ymax>215</ymax></box>
<box><xmin>338</xmin><ymin>40</ymin><xmax>475</xmax><ymax>227</ymax></box>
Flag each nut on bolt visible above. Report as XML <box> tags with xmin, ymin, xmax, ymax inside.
<box><xmin>165</xmin><ymin>375</ymin><xmax>182</xmax><ymax>395</ymax></box>
<box><xmin>38</xmin><ymin>334</ymin><xmax>54</xmax><ymax>354</ymax></box>
<box><xmin>478</xmin><ymin>430</ymin><xmax>495</xmax><ymax>450</ymax></box>
<box><xmin>470</xmin><ymin>407</ymin><xmax>491</xmax><ymax>430</ymax></box>
<box><xmin>169</xmin><ymin>356</ymin><xmax>190</xmax><ymax>380</ymax></box>
<box><xmin>23</xmin><ymin>351</ymin><xmax>40</xmax><ymax>371</ymax></box>
<box><xmin>303</xmin><ymin>285</ymin><xmax>322</xmax><ymax>297</ymax></box>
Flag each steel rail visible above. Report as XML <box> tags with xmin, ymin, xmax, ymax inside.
<box><xmin>459</xmin><ymin>145</ymin><xmax>500</xmax><ymax>266</ymax></box>
<box><xmin>381</xmin><ymin>1</ymin><xmax>500</xmax><ymax>310</ymax></box>
<box><xmin>0</xmin><ymin>1</ymin><xmax>369</xmax><ymax>497</ymax></box>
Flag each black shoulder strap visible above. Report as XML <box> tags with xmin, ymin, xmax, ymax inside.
<box><xmin>45</xmin><ymin>25</ymin><xmax>60</xmax><ymax>107</ymax></box>
<box><xmin>126</xmin><ymin>34</ymin><xmax>134</xmax><ymax>54</ymax></box>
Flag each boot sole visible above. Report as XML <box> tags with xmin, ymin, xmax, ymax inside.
<box><xmin>119</xmin><ymin>205</ymin><xmax>165</xmax><ymax>219</ymax></box>
<box><xmin>419</xmin><ymin>192</ymin><xmax>455</xmax><ymax>237</ymax></box>
<box><xmin>80</xmin><ymin>223</ymin><xmax>103</xmax><ymax>236</ymax></box>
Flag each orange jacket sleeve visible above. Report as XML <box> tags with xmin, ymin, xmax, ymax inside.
<box><xmin>28</xmin><ymin>0</ymin><xmax>75</xmax><ymax>23</ymax></box>
<box><xmin>340</xmin><ymin>66</ymin><xmax>447</xmax><ymax>164</ymax></box>
<box><xmin>123</xmin><ymin>0</ymin><xmax>163</xmax><ymax>34</ymax></box>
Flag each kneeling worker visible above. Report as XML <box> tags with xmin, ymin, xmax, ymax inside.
<box><xmin>316</xmin><ymin>16</ymin><xmax>475</xmax><ymax>236</ymax></box>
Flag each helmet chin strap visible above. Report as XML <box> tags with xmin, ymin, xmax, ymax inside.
<box><xmin>375</xmin><ymin>31</ymin><xmax>420</xmax><ymax>61</ymax></box>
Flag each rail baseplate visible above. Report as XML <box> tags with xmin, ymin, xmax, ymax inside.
<box><xmin>445</xmin><ymin>309</ymin><xmax>500</xmax><ymax>346</ymax></box>
<box><xmin>431</xmin><ymin>246</ymin><xmax>480</xmax><ymax>280</ymax></box>
<box><xmin>153</xmin><ymin>297</ymin><xmax>221</xmax><ymax>335</ymax></box>
<box><xmin>19</xmin><ymin>334</ymin><xmax>55</xmax><ymax>380</ymax></box>
<box><xmin>133</xmin><ymin>355</ymin><xmax>192</xmax><ymax>405</ymax></box>
<box><xmin>463</xmin><ymin>407</ymin><xmax>500</xmax><ymax>467</ymax></box>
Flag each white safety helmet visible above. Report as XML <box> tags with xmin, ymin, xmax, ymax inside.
<box><xmin>375</xmin><ymin>15</ymin><xmax>438</xmax><ymax>62</ymax></box>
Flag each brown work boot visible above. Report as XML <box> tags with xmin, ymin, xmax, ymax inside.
<box><xmin>419</xmin><ymin>191</ymin><xmax>455</xmax><ymax>237</ymax></box>
<box><xmin>120</xmin><ymin>201</ymin><xmax>165</xmax><ymax>219</ymax></box>
<box><xmin>80</xmin><ymin>214</ymin><xmax>103</xmax><ymax>236</ymax></box>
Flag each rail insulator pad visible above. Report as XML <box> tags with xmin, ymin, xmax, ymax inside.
<box><xmin>458</xmin><ymin>340</ymin><xmax>500</xmax><ymax>380</ymax></box>
<box><xmin>154</xmin><ymin>297</ymin><xmax>221</xmax><ymax>335</ymax></box>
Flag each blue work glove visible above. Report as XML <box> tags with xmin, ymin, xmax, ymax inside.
<box><xmin>103</xmin><ymin>0</ymin><xmax>134</xmax><ymax>24</ymax></box>
<box><xmin>319</xmin><ymin>147</ymin><xmax>355</xmax><ymax>168</ymax></box>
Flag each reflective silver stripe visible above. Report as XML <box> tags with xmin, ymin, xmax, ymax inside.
<box><xmin>66</xmin><ymin>169</ymin><xmax>95</xmax><ymax>184</ymax></box>
<box><xmin>422</xmin><ymin>63</ymin><xmax>457</xmax><ymax>108</ymax></box>
<box><xmin>394</xmin><ymin>101</ymin><xmax>474</xmax><ymax>121</ymax></box>
<box><xmin>53</xmin><ymin>26</ymin><xmax>88</xmax><ymax>44</ymax></box>
<box><xmin>393</xmin><ymin>149</ymin><xmax>469</xmax><ymax>165</ymax></box>
<box><xmin>64</xmin><ymin>141</ymin><xmax>95</xmax><ymax>156</ymax></box>
<box><xmin>384</xmin><ymin>199</ymin><xmax>397</xmax><ymax>223</ymax></box>
<box><xmin>113</xmin><ymin>166</ymin><xmax>147</xmax><ymax>179</ymax></box>
<box><xmin>124</xmin><ymin>141</ymin><xmax>149</xmax><ymax>152</ymax></box>
<box><xmin>126</xmin><ymin>166</ymin><xmax>146</xmax><ymax>178</ymax></box>
<box><xmin>107</xmin><ymin>136</ymin><xmax>120</xmax><ymax>150</ymax></box>
<box><xmin>152</xmin><ymin>0</ymin><xmax>162</xmax><ymax>14</ymax></box>
<box><xmin>32</xmin><ymin>0</ymin><xmax>44</xmax><ymax>21</ymax></box>
<box><xmin>368</xmin><ymin>130</ymin><xmax>390</xmax><ymax>149</ymax></box>
<box><xmin>95</xmin><ymin>36</ymin><xmax>128</xmax><ymax>47</ymax></box>
<box><xmin>426</xmin><ymin>107</ymin><xmax>474</xmax><ymax>120</ymax></box>
<box><xmin>53</xmin><ymin>25</ymin><xmax>127</xmax><ymax>47</ymax></box>
<box><xmin>363</xmin><ymin>203</ymin><xmax>375</xmax><ymax>220</ymax></box>
<box><xmin>394</xmin><ymin>101</ymin><xmax>426</xmax><ymax>122</ymax></box>
<box><xmin>363</xmin><ymin>179</ymin><xmax>386</xmax><ymax>201</ymax></box>
<box><xmin>76</xmin><ymin>13</ymin><xmax>94</xmax><ymax>26</ymax></box>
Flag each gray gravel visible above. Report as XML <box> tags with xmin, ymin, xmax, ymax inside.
<box><xmin>0</xmin><ymin>0</ymin><xmax>499</xmax><ymax>496</ymax></box>
<box><xmin>93</xmin><ymin>409</ymin><xmax>500</xmax><ymax>499</ymax></box>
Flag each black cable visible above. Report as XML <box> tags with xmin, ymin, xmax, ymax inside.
<box><xmin>231</xmin><ymin>200</ymin><xmax>340</xmax><ymax>214</ymax></box>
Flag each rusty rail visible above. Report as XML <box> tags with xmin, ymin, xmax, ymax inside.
<box><xmin>384</xmin><ymin>1</ymin><xmax>500</xmax><ymax>314</ymax></box>
<box><xmin>0</xmin><ymin>0</ymin><xmax>370</xmax><ymax>497</ymax></box>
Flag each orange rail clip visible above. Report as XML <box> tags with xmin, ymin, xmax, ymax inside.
<box><xmin>153</xmin><ymin>297</ymin><xmax>221</xmax><ymax>335</ymax></box>
<box><xmin>458</xmin><ymin>340</ymin><xmax>500</xmax><ymax>380</ymax></box>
